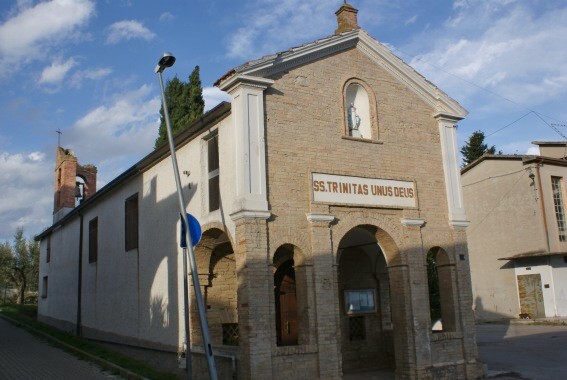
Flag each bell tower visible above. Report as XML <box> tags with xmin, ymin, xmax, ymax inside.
<box><xmin>53</xmin><ymin>147</ymin><xmax>97</xmax><ymax>222</ymax></box>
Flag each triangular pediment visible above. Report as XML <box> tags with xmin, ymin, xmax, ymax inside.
<box><xmin>219</xmin><ymin>30</ymin><xmax>467</xmax><ymax>119</ymax></box>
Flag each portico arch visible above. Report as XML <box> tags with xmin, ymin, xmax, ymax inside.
<box><xmin>192</xmin><ymin>226</ymin><xmax>238</xmax><ymax>347</ymax></box>
<box><xmin>337</xmin><ymin>224</ymin><xmax>398</xmax><ymax>374</ymax></box>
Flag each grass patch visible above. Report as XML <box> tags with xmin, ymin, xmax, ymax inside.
<box><xmin>0</xmin><ymin>304</ymin><xmax>179</xmax><ymax>380</ymax></box>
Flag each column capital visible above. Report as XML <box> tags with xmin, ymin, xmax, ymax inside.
<box><xmin>230</xmin><ymin>210</ymin><xmax>271</xmax><ymax>222</ymax></box>
<box><xmin>400</xmin><ymin>218</ymin><xmax>426</xmax><ymax>227</ymax></box>
<box><xmin>306</xmin><ymin>213</ymin><xmax>335</xmax><ymax>224</ymax></box>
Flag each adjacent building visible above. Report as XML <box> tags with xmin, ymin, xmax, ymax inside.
<box><xmin>462</xmin><ymin>141</ymin><xmax>567</xmax><ymax>321</ymax></box>
<box><xmin>36</xmin><ymin>4</ymin><xmax>482</xmax><ymax>379</ymax></box>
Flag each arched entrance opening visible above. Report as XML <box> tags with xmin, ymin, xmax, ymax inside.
<box><xmin>273</xmin><ymin>244</ymin><xmax>309</xmax><ymax>346</ymax></box>
<box><xmin>192</xmin><ymin>228</ymin><xmax>238</xmax><ymax>347</ymax></box>
<box><xmin>338</xmin><ymin>225</ymin><xmax>396</xmax><ymax>374</ymax></box>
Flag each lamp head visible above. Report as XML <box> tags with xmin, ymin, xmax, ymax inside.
<box><xmin>154</xmin><ymin>52</ymin><xmax>176</xmax><ymax>73</ymax></box>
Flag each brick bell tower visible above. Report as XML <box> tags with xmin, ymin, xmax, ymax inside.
<box><xmin>53</xmin><ymin>147</ymin><xmax>97</xmax><ymax>222</ymax></box>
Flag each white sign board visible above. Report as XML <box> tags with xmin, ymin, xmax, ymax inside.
<box><xmin>312</xmin><ymin>173</ymin><xmax>416</xmax><ymax>208</ymax></box>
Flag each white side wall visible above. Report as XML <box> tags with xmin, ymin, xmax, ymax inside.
<box><xmin>551</xmin><ymin>255</ymin><xmax>567</xmax><ymax>316</ymax></box>
<box><xmin>38</xmin><ymin>221</ymin><xmax>81</xmax><ymax>330</ymax></box>
<box><xmin>40</xmin><ymin>113</ymin><xmax>237</xmax><ymax>350</ymax></box>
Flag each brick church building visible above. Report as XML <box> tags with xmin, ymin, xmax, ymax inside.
<box><xmin>37</xmin><ymin>3</ymin><xmax>482</xmax><ymax>379</ymax></box>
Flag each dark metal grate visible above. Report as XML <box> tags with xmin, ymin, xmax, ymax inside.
<box><xmin>222</xmin><ymin>323</ymin><xmax>239</xmax><ymax>346</ymax></box>
<box><xmin>348</xmin><ymin>316</ymin><xmax>365</xmax><ymax>341</ymax></box>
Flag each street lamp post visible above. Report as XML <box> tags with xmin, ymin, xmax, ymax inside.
<box><xmin>154</xmin><ymin>52</ymin><xmax>218</xmax><ymax>380</ymax></box>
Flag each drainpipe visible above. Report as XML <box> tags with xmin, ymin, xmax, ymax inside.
<box><xmin>535</xmin><ymin>161</ymin><xmax>551</xmax><ymax>253</ymax></box>
<box><xmin>76</xmin><ymin>213</ymin><xmax>83</xmax><ymax>336</ymax></box>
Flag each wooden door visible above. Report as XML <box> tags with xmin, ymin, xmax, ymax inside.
<box><xmin>275</xmin><ymin>260</ymin><xmax>298</xmax><ymax>346</ymax></box>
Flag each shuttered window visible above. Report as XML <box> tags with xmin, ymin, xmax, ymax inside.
<box><xmin>125</xmin><ymin>194</ymin><xmax>139</xmax><ymax>251</ymax></box>
<box><xmin>208</xmin><ymin>135</ymin><xmax>220</xmax><ymax>212</ymax></box>
<box><xmin>89</xmin><ymin>217</ymin><xmax>98</xmax><ymax>263</ymax></box>
<box><xmin>46</xmin><ymin>236</ymin><xmax>51</xmax><ymax>263</ymax></box>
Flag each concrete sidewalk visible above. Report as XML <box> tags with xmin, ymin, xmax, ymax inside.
<box><xmin>0</xmin><ymin>317</ymin><xmax>119</xmax><ymax>380</ymax></box>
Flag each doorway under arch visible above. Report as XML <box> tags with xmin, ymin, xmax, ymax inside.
<box><xmin>337</xmin><ymin>225</ymin><xmax>396</xmax><ymax>374</ymax></box>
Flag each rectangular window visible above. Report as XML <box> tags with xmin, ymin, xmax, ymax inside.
<box><xmin>208</xmin><ymin>135</ymin><xmax>220</xmax><ymax>212</ymax></box>
<box><xmin>125</xmin><ymin>194</ymin><xmax>139</xmax><ymax>251</ymax></box>
<box><xmin>552</xmin><ymin>177</ymin><xmax>567</xmax><ymax>242</ymax></box>
<box><xmin>344</xmin><ymin>289</ymin><xmax>376</xmax><ymax>314</ymax></box>
<box><xmin>89</xmin><ymin>217</ymin><xmax>98</xmax><ymax>263</ymax></box>
<box><xmin>42</xmin><ymin>276</ymin><xmax>48</xmax><ymax>298</ymax></box>
<box><xmin>222</xmin><ymin>323</ymin><xmax>239</xmax><ymax>346</ymax></box>
<box><xmin>46</xmin><ymin>236</ymin><xmax>51</xmax><ymax>263</ymax></box>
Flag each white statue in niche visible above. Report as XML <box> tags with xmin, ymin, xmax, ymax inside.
<box><xmin>348</xmin><ymin>103</ymin><xmax>362</xmax><ymax>138</ymax></box>
<box><xmin>346</xmin><ymin>83</ymin><xmax>371</xmax><ymax>139</ymax></box>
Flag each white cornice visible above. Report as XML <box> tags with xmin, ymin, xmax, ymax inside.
<box><xmin>449</xmin><ymin>220</ymin><xmax>470</xmax><ymax>228</ymax></box>
<box><xmin>218</xmin><ymin>74</ymin><xmax>275</xmax><ymax>93</ymax></box>
<box><xmin>230</xmin><ymin>210</ymin><xmax>272</xmax><ymax>222</ymax></box>
<box><xmin>306</xmin><ymin>213</ymin><xmax>336</xmax><ymax>223</ymax></box>
<box><xmin>400</xmin><ymin>218</ymin><xmax>426</xmax><ymax>227</ymax></box>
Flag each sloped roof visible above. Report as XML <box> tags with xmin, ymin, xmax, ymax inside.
<box><xmin>216</xmin><ymin>29</ymin><xmax>467</xmax><ymax>119</ymax></box>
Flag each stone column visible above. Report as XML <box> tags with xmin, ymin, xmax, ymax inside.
<box><xmin>232</xmin><ymin>210</ymin><xmax>272</xmax><ymax>379</ymax></box>
<box><xmin>399</xmin><ymin>217</ymin><xmax>432</xmax><ymax>379</ymax></box>
<box><xmin>307</xmin><ymin>213</ymin><xmax>342</xmax><ymax>379</ymax></box>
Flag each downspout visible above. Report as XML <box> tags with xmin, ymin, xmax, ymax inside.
<box><xmin>76</xmin><ymin>213</ymin><xmax>83</xmax><ymax>336</ymax></box>
<box><xmin>535</xmin><ymin>161</ymin><xmax>551</xmax><ymax>252</ymax></box>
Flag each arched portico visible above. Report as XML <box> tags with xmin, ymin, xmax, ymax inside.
<box><xmin>337</xmin><ymin>225</ymin><xmax>397</xmax><ymax>374</ymax></box>
<box><xmin>192</xmin><ymin>226</ymin><xmax>238</xmax><ymax>347</ymax></box>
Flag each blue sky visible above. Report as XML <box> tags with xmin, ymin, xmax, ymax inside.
<box><xmin>1</xmin><ymin>0</ymin><xmax>566</xmax><ymax>241</ymax></box>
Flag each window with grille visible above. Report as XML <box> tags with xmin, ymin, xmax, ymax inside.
<box><xmin>46</xmin><ymin>236</ymin><xmax>51</xmax><ymax>263</ymax></box>
<box><xmin>222</xmin><ymin>323</ymin><xmax>239</xmax><ymax>346</ymax></box>
<box><xmin>89</xmin><ymin>217</ymin><xmax>98</xmax><ymax>263</ymax></box>
<box><xmin>42</xmin><ymin>276</ymin><xmax>48</xmax><ymax>298</ymax></box>
<box><xmin>208</xmin><ymin>135</ymin><xmax>220</xmax><ymax>212</ymax></box>
<box><xmin>348</xmin><ymin>316</ymin><xmax>365</xmax><ymax>341</ymax></box>
<box><xmin>125</xmin><ymin>194</ymin><xmax>139</xmax><ymax>251</ymax></box>
<box><xmin>552</xmin><ymin>177</ymin><xmax>567</xmax><ymax>242</ymax></box>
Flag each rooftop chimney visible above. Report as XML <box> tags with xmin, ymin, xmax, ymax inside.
<box><xmin>335</xmin><ymin>2</ymin><xmax>360</xmax><ymax>35</ymax></box>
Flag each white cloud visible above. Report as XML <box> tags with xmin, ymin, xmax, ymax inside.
<box><xmin>106</xmin><ymin>20</ymin><xmax>156</xmax><ymax>44</ymax></box>
<box><xmin>405</xmin><ymin>15</ymin><xmax>418</xmax><ymax>25</ymax></box>
<box><xmin>39</xmin><ymin>58</ymin><xmax>77</xmax><ymax>85</ymax></box>
<box><xmin>0</xmin><ymin>0</ymin><xmax>95</xmax><ymax>74</ymax></box>
<box><xmin>63</xmin><ymin>84</ymin><xmax>160</xmax><ymax>181</ymax></box>
<box><xmin>70</xmin><ymin>67</ymin><xmax>113</xmax><ymax>88</ymax></box>
<box><xmin>203</xmin><ymin>87</ymin><xmax>231</xmax><ymax>111</ymax></box>
<box><xmin>0</xmin><ymin>151</ymin><xmax>52</xmax><ymax>240</ymax></box>
<box><xmin>407</xmin><ymin>1</ymin><xmax>567</xmax><ymax>107</ymax></box>
<box><xmin>225</xmin><ymin>0</ymin><xmax>338</xmax><ymax>60</ymax></box>
<box><xmin>159</xmin><ymin>12</ymin><xmax>174</xmax><ymax>23</ymax></box>
<box><xmin>526</xmin><ymin>146</ymin><xmax>540</xmax><ymax>155</ymax></box>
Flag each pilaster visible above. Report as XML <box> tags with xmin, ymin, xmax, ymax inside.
<box><xmin>398</xmin><ymin>217</ymin><xmax>432</xmax><ymax>379</ymax></box>
<box><xmin>219</xmin><ymin>75</ymin><xmax>274</xmax><ymax>214</ymax></box>
<box><xmin>231</xmin><ymin>211</ymin><xmax>272</xmax><ymax>379</ymax></box>
<box><xmin>452</xmin><ymin>225</ymin><xmax>483</xmax><ymax>378</ymax></box>
<box><xmin>435</xmin><ymin>114</ymin><xmax>469</xmax><ymax>227</ymax></box>
<box><xmin>306</xmin><ymin>213</ymin><xmax>342</xmax><ymax>380</ymax></box>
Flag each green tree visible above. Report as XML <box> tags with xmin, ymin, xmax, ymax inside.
<box><xmin>155</xmin><ymin>66</ymin><xmax>205</xmax><ymax>148</ymax></box>
<box><xmin>0</xmin><ymin>229</ymin><xmax>39</xmax><ymax>304</ymax></box>
<box><xmin>460</xmin><ymin>130</ymin><xmax>496</xmax><ymax>167</ymax></box>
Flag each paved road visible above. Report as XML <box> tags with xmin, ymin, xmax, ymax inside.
<box><xmin>477</xmin><ymin>323</ymin><xmax>567</xmax><ymax>380</ymax></box>
<box><xmin>0</xmin><ymin>317</ymin><xmax>119</xmax><ymax>380</ymax></box>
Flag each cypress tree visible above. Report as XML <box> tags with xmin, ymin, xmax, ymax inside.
<box><xmin>155</xmin><ymin>66</ymin><xmax>205</xmax><ymax>148</ymax></box>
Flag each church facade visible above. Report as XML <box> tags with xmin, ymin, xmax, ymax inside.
<box><xmin>37</xmin><ymin>4</ymin><xmax>482</xmax><ymax>379</ymax></box>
